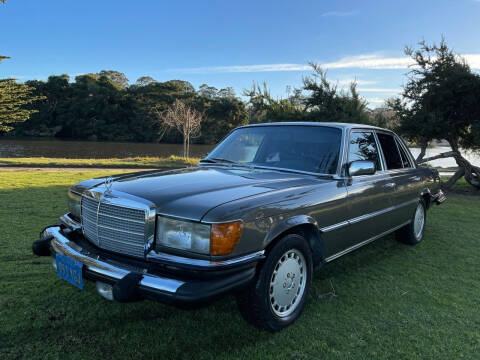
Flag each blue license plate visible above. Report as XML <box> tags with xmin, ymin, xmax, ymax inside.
<box><xmin>56</xmin><ymin>253</ymin><xmax>83</xmax><ymax>290</ymax></box>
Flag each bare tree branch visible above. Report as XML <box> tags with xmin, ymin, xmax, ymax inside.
<box><xmin>156</xmin><ymin>100</ymin><xmax>204</xmax><ymax>158</ymax></box>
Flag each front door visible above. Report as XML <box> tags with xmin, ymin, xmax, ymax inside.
<box><xmin>344</xmin><ymin>130</ymin><xmax>395</xmax><ymax>248</ymax></box>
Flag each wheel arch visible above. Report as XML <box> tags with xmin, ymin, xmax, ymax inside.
<box><xmin>419</xmin><ymin>188</ymin><xmax>432</xmax><ymax>209</ymax></box>
<box><xmin>263</xmin><ymin>215</ymin><xmax>324</xmax><ymax>267</ymax></box>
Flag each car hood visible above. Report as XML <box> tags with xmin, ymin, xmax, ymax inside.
<box><xmin>77</xmin><ymin>166</ymin><xmax>326</xmax><ymax>221</ymax></box>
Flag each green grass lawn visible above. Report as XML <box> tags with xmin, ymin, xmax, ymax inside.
<box><xmin>0</xmin><ymin>155</ymin><xmax>199</xmax><ymax>169</ymax></box>
<box><xmin>0</xmin><ymin>171</ymin><xmax>479</xmax><ymax>360</ymax></box>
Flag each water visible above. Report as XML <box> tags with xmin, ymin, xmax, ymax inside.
<box><xmin>0</xmin><ymin>138</ymin><xmax>214</xmax><ymax>159</ymax></box>
<box><xmin>0</xmin><ymin>138</ymin><xmax>479</xmax><ymax>168</ymax></box>
<box><xmin>409</xmin><ymin>147</ymin><xmax>480</xmax><ymax>169</ymax></box>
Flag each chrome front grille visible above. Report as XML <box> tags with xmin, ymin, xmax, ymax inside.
<box><xmin>81</xmin><ymin>195</ymin><xmax>148</xmax><ymax>258</ymax></box>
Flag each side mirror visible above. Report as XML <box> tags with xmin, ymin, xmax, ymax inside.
<box><xmin>348</xmin><ymin>160</ymin><xmax>376</xmax><ymax>176</ymax></box>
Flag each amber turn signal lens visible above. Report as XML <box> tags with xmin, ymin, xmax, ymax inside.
<box><xmin>210</xmin><ymin>221</ymin><xmax>244</xmax><ymax>256</ymax></box>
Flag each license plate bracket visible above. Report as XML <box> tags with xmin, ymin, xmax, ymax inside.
<box><xmin>56</xmin><ymin>253</ymin><xmax>83</xmax><ymax>290</ymax></box>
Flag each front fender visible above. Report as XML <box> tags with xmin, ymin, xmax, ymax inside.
<box><xmin>261</xmin><ymin>214</ymin><xmax>324</xmax><ymax>266</ymax></box>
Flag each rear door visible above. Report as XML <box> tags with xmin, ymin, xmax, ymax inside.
<box><xmin>344</xmin><ymin>130</ymin><xmax>396</xmax><ymax>248</ymax></box>
<box><xmin>376</xmin><ymin>131</ymin><xmax>420</xmax><ymax>227</ymax></box>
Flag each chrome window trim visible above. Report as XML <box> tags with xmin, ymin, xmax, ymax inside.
<box><xmin>394</xmin><ymin>135</ymin><xmax>415</xmax><ymax>168</ymax></box>
<box><xmin>344</xmin><ymin>128</ymin><xmax>385</xmax><ymax>174</ymax></box>
<box><xmin>201</xmin><ymin>124</ymin><xmax>345</xmax><ymax>177</ymax></box>
<box><xmin>375</xmin><ymin>130</ymin><xmax>408</xmax><ymax>171</ymax></box>
<box><xmin>324</xmin><ymin>220</ymin><xmax>411</xmax><ymax>262</ymax></box>
<box><xmin>320</xmin><ymin>199</ymin><xmax>418</xmax><ymax>233</ymax></box>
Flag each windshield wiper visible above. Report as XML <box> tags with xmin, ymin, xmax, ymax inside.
<box><xmin>200</xmin><ymin>157</ymin><xmax>237</xmax><ymax>164</ymax></box>
<box><xmin>200</xmin><ymin>157</ymin><xmax>254</xmax><ymax>169</ymax></box>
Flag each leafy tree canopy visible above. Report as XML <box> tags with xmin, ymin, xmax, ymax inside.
<box><xmin>0</xmin><ymin>79</ymin><xmax>44</xmax><ymax>133</ymax></box>
<box><xmin>97</xmin><ymin>70</ymin><xmax>129</xmax><ymax>89</ymax></box>
<box><xmin>389</xmin><ymin>38</ymin><xmax>480</xmax><ymax>188</ymax></box>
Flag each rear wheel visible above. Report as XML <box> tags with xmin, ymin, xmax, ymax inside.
<box><xmin>236</xmin><ymin>234</ymin><xmax>313</xmax><ymax>332</ymax></box>
<box><xmin>396</xmin><ymin>199</ymin><xmax>427</xmax><ymax>245</ymax></box>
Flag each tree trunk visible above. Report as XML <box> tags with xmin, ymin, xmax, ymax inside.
<box><xmin>416</xmin><ymin>140</ymin><xmax>428</xmax><ymax>163</ymax></box>
<box><xmin>447</xmin><ymin>138</ymin><xmax>480</xmax><ymax>189</ymax></box>
<box><xmin>183</xmin><ymin>136</ymin><xmax>187</xmax><ymax>159</ymax></box>
<box><xmin>417</xmin><ymin>151</ymin><xmax>459</xmax><ymax>164</ymax></box>
<box><xmin>442</xmin><ymin>167</ymin><xmax>465</xmax><ymax>190</ymax></box>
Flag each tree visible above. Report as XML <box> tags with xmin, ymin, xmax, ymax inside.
<box><xmin>389</xmin><ymin>39</ymin><xmax>480</xmax><ymax>189</ymax></box>
<box><xmin>244</xmin><ymin>82</ymin><xmax>305</xmax><ymax>123</ymax></box>
<box><xmin>97</xmin><ymin>70</ymin><xmax>129</xmax><ymax>88</ymax></box>
<box><xmin>154</xmin><ymin>99</ymin><xmax>204</xmax><ymax>158</ymax></box>
<box><xmin>0</xmin><ymin>79</ymin><xmax>44</xmax><ymax>133</ymax></box>
<box><xmin>302</xmin><ymin>63</ymin><xmax>370</xmax><ymax>124</ymax></box>
<box><xmin>135</xmin><ymin>76</ymin><xmax>156</xmax><ymax>86</ymax></box>
<box><xmin>217</xmin><ymin>87</ymin><xmax>236</xmax><ymax>98</ymax></box>
<box><xmin>244</xmin><ymin>64</ymin><xmax>370</xmax><ymax>125</ymax></box>
<box><xmin>198</xmin><ymin>84</ymin><xmax>218</xmax><ymax>99</ymax></box>
<box><xmin>0</xmin><ymin>55</ymin><xmax>10</xmax><ymax>63</ymax></box>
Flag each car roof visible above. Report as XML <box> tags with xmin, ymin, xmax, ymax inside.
<box><xmin>238</xmin><ymin>122</ymin><xmax>387</xmax><ymax>131</ymax></box>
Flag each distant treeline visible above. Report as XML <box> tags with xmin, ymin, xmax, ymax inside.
<box><xmin>9</xmin><ymin>71</ymin><xmax>248</xmax><ymax>144</ymax></box>
<box><xmin>6</xmin><ymin>67</ymin><xmax>385</xmax><ymax>144</ymax></box>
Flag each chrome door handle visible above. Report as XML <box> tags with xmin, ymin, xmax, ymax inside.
<box><xmin>384</xmin><ymin>182</ymin><xmax>396</xmax><ymax>188</ymax></box>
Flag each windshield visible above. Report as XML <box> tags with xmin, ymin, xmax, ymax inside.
<box><xmin>204</xmin><ymin>125</ymin><xmax>342</xmax><ymax>174</ymax></box>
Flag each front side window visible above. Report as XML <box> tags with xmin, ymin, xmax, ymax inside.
<box><xmin>347</xmin><ymin>131</ymin><xmax>381</xmax><ymax>171</ymax></box>
<box><xmin>205</xmin><ymin>126</ymin><xmax>342</xmax><ymax>174</ymax></box>
<box><xmin>377</xmin><ymin>132</ymin><xmax>403</xmax><ymax>170</ymax></box>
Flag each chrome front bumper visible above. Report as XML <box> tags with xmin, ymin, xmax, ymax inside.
<box><xmin>42</xmin><ymin>223</ymin><xmax>260</xmax><ymax>304</ymax></box>
<box><xmin>45</xmin><ymin>226</ymin><xmax>184</xmax><ymax>295</ymax></box>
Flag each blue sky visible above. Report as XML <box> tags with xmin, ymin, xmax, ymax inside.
<box><xmin>1</xmin><ymin>0</ymin><xmax>480</xmax><ymax>107</ymax></box>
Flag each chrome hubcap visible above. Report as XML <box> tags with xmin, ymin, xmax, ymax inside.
<box><xmin>413</xmin><ymin>203</ymin><xmax>425</xmax><ymax>239</ymax></box>
<box><xmin>269</xmin><ymin>249</ymin><xmax>307</xmax><ymax>317</ymax></box>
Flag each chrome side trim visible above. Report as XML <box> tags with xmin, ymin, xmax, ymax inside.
<box><xmin>46</xmin><ymin>226</ymin><xmax>184</xmax><ymax>293</ymax></box>
<box><xmin>320</xmin><ymin>221</ymin><xmax>349</xmax><ymax>233</ymax></box>
<box><xmin>320</xmin><ymin>199</ymin><xmax>418</xmax><ymax>233</ymax></box>
<box><xmin>147</xmin><ymin>250</ymin><xmax>265</xmax><ymax>268</ymax></box>
<box><xmin>324</xmin><ymin>220</ymin><xmax>411</xmax><ymax>262</ymax></box>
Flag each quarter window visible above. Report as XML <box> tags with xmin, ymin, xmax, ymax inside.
<box><xmin>348</xmin><ymin>131</ymin><xmax>381</xmax><ymax>171</ymax></box>
<box><xmin>395</xmin><ymin>138</ymin><xmax>412</xmax><ymax>168</ymax></box>
<box><xmin>377</xmin><ymin>133</ymin><xmax>403</xmax><ymax>170</ymax></box>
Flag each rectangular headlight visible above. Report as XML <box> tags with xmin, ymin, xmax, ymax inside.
<box><xmin>156</xmin><ymin>217</ymin><xmax>211</xmax><ymax>255</ymax></box>
<box><xmin>68</xmin><ymin>190</ymin><xmax>82</xmax><ymax>220</ymax></box>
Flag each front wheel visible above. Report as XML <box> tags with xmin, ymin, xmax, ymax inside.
<box><xmin>396</xmin><ymin>199</ymin><xmax>427</xmax><ymax>245</ymax></box>
<box><xmin>236</xmin><ymin>234</ymin><xmax>313</xmax><ymax>332</ymax></box>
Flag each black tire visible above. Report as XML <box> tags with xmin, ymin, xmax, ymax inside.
<box><xmin>236</xmin><ymin>233</ymin><xmax>313</xmax><ymax>332</ymax></box>
<box><xmin>395</xmin><ymin>198</ymin><xmax>427</xmax><ymax>245</ymax></box>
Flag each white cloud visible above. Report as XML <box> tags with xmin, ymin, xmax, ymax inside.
<box><xmin>336</xmin><ymin>79</ymin><xmax>376</xmax><ymax>86</ymax></box>
<box><xmin>322</xmin><ymin>53</ymin><xmax>413</xmax><ymax>69</ymax></box>
<box><xmin>365</xmin><ymin>97</ymin><xmax>387</xmax><ymax>105</ymax></box>
<box><xmin>323</xmin><ymin>53</ymin><xmax>480</xmax><ymax>70</ymax></box>
<box><xmin>167</xmin><ymin>53</ymin><xmax>480</xmax><ymax>74</ymax></box>
<box><xmin>321</xmin><ymin>11</ymin><xmax>356</xmax><ymax>17</ymax></box>
<box><xmin>357</xmin><ymin>87</ymin><xmax>401</xmax><ymax>93</ymax></box>
<box><xmin>167</xmin><ymin>63</ymin><xmax>311</xmax><ymax>74</ymax></box>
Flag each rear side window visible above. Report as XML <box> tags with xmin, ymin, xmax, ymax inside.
<box><xmin>377</xmin><ymin>133</ymin><xmax>403</xmax><ymax>170</ymax></box>
<box><xmin>348</xmin><ymin>131</ymin><xmax>382</xmax><ymax>171</ymax></box>
<box><xmin>395</xmin><ymin>138</ymin><xmax>412</xmax><ymax>168</ymax></box>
